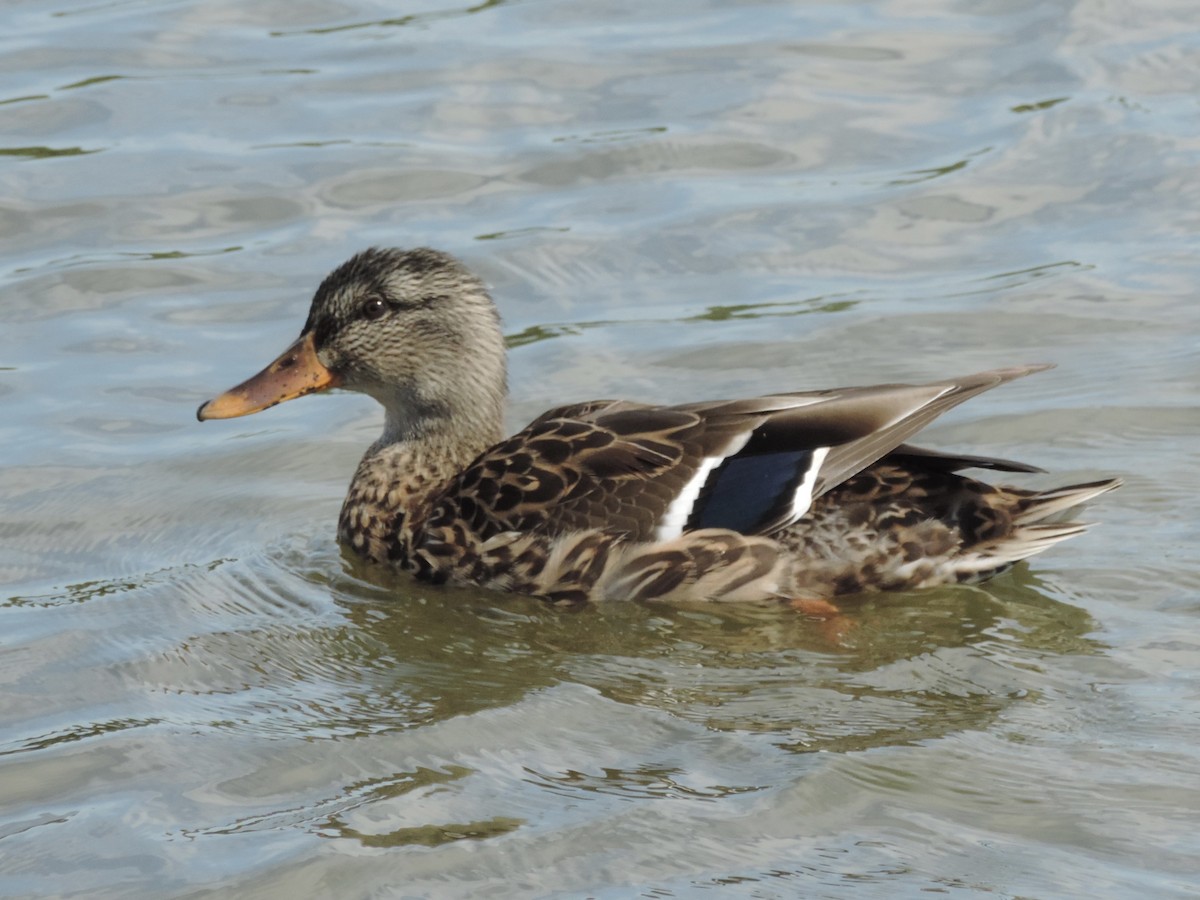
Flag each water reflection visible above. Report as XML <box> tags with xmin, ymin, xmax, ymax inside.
<box><xmin>158</xmin><ymin>550</ymin><xmax>1103</xmax><ymax>849</ymax></box>
<box><xmin>0</xmin><ymin>145</ymin><xmax>100</xmax><ymax>159</ymax></box>
<box><xmin>525</xmin><ymin>762</ymin><xmax>766</xmax><ymax>802</ymax></box>
<box><xmin>503</xmin><ymin>293</ymin><xmax>859</xmax><ymax>347</ymax></box>
<box><xmin>183</xmin><ymin>761</ymin><xmax>524</xmax><ymax>849</ymax></box>
<box><xmin>274</xmin><ymin>0</ymin><xmax>510</xmax><ymax>38</ymax></box>
<box><xmin>326</xmin><ymin>554</ymin><xmax>1100</xmax><ymax>752</ymax></box>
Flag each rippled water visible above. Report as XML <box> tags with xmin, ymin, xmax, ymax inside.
<box><xmin>3</xmin><ymin>0</ymin><xmax>1199</xmax><ymax>897</ymax></box>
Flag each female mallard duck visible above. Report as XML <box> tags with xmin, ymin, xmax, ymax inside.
<box><xmin>198</xmin><ymin>247</ymin><xmax>1119</xmax><ymax>605</ymax></box>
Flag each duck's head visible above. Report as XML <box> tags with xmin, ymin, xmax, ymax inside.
<box><xmin>198</xmin><ymin>247</ymin><xmax>508</xmax><ymax>445</ymax></box>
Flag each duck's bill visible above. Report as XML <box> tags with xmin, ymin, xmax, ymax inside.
<box><xmin>197</xmin><ymin>332</ymin><xmax>340</xmax><ymax>421</ymax></box>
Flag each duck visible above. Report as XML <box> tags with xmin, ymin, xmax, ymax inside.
<box><xmin>198</xmin><ymin>247</ymin><xmax>1120</xmax><ymax>606</ymax></box>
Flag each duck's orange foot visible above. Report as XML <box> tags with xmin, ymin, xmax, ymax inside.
<box><xmin>787</xmin><ymin>596</ymin><xmax>841</xmax><ymax>619</ymax></box>
<box><xmin>788</xmin><ymin>596</ymin><xmax>854</xmax><ymax>644</ymax></box>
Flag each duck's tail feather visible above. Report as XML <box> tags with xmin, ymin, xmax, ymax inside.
<box><xmin>1012</xmin><ymin>477</ymin><xmax>1123</xmax><ymax>525</ymax></box>
<box><xmin>955</xmin><ymin>477</ymin><xmax>1121</xmax><ymax>582</ymax></box>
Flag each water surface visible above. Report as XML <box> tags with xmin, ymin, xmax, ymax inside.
<box><xmin>2</xmin><ymin>0</ymin><xmax>1198</xmax><ymax>897</ymax></box>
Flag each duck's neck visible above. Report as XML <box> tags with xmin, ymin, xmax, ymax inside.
<box><xmin>371</xmin><ymin>415</ymin><xmax>502</xmax><ymax>485</ymax></box>
<box><xmin>337</xmin><ymin>406</ymin><xmax>504</xmax><ymax>565</ymax></box>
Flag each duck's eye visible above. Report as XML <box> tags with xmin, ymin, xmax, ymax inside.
<box><xmin>361</xmin><ymin>297</ymin><xmax>388</xmax><ymax>321</ymax></box>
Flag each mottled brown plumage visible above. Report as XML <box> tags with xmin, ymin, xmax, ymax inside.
<box><xmin>198</xmin><ymin>247</ymin><xmax>1119</xmax><ymax>605</ymax></box>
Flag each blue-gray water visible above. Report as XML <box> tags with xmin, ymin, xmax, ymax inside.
<box><xmin>2</xmin><ymin>1</ymin><xmax>1198</xmax><ymax>897</ymax></box>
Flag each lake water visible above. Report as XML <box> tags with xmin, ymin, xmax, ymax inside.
<box><xmin>2</xmin><ymin>0</ymin><xmax>1198</xmax><ymax>897</ymax></box>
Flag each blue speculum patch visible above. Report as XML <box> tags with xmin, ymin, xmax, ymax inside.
<box><xmin>688</xmin><ymin>448</ymin><xmax>818</xmax><ymax>534</ymax></box>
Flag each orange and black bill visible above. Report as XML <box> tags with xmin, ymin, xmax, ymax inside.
<box><xmin>197</xmin><ymin>332</ymin><xmax>340</xmax><ymax>421</ymax></box>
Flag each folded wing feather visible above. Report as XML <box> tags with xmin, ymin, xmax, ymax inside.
<box><xmin>441</xmin><ymin>365</ymin><xmax>1052</xmax><ymax>542</ymax></box>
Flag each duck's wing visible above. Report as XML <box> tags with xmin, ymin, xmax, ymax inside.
<box><xmin>885</xmin><ymin>443</ymin><xmax>1045</xmax><ymax>474</ymax></box>
<box><xmin>439</xmin><ymin>365</ymin><xmax>1052</xmax><ymax>541</ymax></box>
